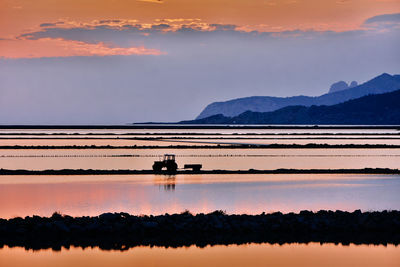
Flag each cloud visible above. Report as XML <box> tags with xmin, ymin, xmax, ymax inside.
<box><xmin>363</xmin><ymin>13</ymin><xmax>400</xmax><ymax>29</ymax></box>
<box><xmin>336</xmin><ymin>0</ymin><xmax>351</xmax><ymax>4</ymax></box>
<box><xmin>40</xmin><ymin>23</ymin><xmax>57</xmax><ymax>27</ymax></box>
<box><xmin>98</xmin><ymin>20</ymin><xmax>123</xmax><ymax>24</ymax></box>
<box><xmin>40</xmin><ymin>22</ymin><xmax>65</xmax><ymax>27</ymax></box>
<box><xmin>209</xmin><ymin>24</ymin><xmax>237</xmax><ymax>31</ymax></box>
<box><xmin>151</xmin><ymin>23</ymin><xmax>171</xmax><ymax>30</ymax></box>
<box><xmin>365</xmin><ymin>13</ymin><xmax>400</xmax><ymax>24</ymax></box>
<box><xmin>137</xmin><ymin>0</ymin><xmax>164</xmax><ymax>3</ymax></box>
<box><xmin>30</xmin><ymin>16</ymin><xmax>371</xmax><ymax>41</ymax></box>
<box><xmin>0</xmin><ymin>38</ymin><xmax>165</xmax><ymax>59</ymax></box>
<box><xmin>156</xmin><ymin>18</ymin><xmax>201</xmax><ymax>23</ymax></box>
<box><xmin>13</xmin><ymin>16</ymin><xmax>391</xmax><ymax>61</ymax></box>
<box><xmin>37</xmin><ymin>19</ymin><xmax>140</xmax><ymax>31</ymax></box>
<box><xmin>18</xmin><ymin>19</ymin><xmax>368</xmax><ymax>52</ymax></box>
<box><xmin>19</xmin><ymin>20</ymin><xmax>247</xmax><ymax>47</ymax></box>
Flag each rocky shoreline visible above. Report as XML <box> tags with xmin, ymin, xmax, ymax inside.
<box><xmin>1</xmin><ymin>210</ymin><xmax>399</xmax><ymax>250</ymax></box>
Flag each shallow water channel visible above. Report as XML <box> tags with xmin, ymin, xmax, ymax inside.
<box><xmin>1</xmin><ymin>148</ymin><xmax>400</xmax><ymax>170</ymax></box>
<box><xmin>0</xmin><ymin>173</ymin><xmax>399</xmax><ymax>218</ymax></box>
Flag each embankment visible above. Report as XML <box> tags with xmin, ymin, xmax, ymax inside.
<box><xmin>0</xmin><ymin>210</ymin><xmax>399</xmax><ymax>250</ymax></box>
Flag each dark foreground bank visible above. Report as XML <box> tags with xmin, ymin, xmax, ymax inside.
<box><xmin>1</xmin><ymin>210</ymin><xmax>399</xmax><ymax>250</ymax></box>
<box><xmin>1</xmin><ymin>168</ymin><xmax>400</xmax><ymax>175</ymax></box>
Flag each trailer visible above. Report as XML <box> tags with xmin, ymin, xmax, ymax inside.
<box><xmin>183</xmin><ymin>164</ymin><xmax>202</xmax><ymax>171</ymax></box>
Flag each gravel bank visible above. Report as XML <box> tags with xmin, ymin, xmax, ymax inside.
<box><xmin>1</xmin><ymin>210</ymin><xmax>399</xmax><ymax>250</ymax></box>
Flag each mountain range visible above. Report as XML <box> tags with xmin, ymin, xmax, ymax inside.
<box><xmin>180</xmin><ymin>73</ymin><xmax>400</xmax><ymax>125</ymax></box>
<box><xmin>181</xmin><ymin>88</ymin><xmax>400</xmax><ymax>125</ymax></box>
<box><xmin>196</xmin><ymin>73</ymin><xmax>400</xmax><ymax>119</ymax></box>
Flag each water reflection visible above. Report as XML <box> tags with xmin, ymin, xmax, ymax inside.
<box><xmin>0</xmin><ymin>174</ymin><xmax>399</xmax><ymax>218</ymax></box>
<box><xmin>1</xmin><ymin>128</ymin><xmax>399</xmax><ymax>134</ymax></box>
<box><xmin>0</xmin><ymin>243</ymin><xmax>399</xmax><ymax>267</ymax></box>
<box><xmin>158</xmin><ymin>175</ymin><xmax>176</xmax><ymax>191</ymax></box>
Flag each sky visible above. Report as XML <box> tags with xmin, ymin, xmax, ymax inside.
<box><xmin>0</xmin><ymin>0</ymin><xmax>400</xmax><ymax>124</ymax></box>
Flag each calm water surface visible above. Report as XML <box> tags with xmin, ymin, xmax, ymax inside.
<box><xmin>0</xmin><ymin>243</ymin><xmax>399</xmax><ymax>267</ymax></box>
<box><xmin>2</xmin><ymin>136</ymin><xmax>400</xmax><ymax>146</ymax></box>
<box><xmin>1</xmin><ymin>128</ymin><xmax>399</xmax><ymax>134</ymax></box>
<box><xmin>1</xmin><ymin>148</ymin><xmax>400</xmax><ymax>170</ymax></box>
<box><xmin>1</xmin><ymin>128</ymin><xmax>400</xmax><ymax>265</ymax></box>
<box><xmin>0</xmin><ymin>174</ymin><xmax>399</xmax><ymax>218</ymax></box>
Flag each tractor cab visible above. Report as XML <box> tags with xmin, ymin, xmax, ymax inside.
<box><xmin>163</xmin><ymin>154</ymin><xmax>175</xmax><ymax>162</ymax></box>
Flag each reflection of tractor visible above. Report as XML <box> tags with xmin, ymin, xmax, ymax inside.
<box><xmin>152</xmin><ymin>154</ymin><xmax>178</xmax><ymax>173</ymax></box>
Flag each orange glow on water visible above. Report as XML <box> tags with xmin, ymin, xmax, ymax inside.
<box><xmin>0</xmin><ymin>174</ymin><xmax>399</xmax><ymax>219</ymax></box>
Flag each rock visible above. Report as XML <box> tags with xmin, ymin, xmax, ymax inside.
<box><xmin>349</xmin><ymin>81</ymin><xmax>358</xmax><ymax>88</ymax></box>
<box><xmin>329</xmin><ymin>81</ymin><xmax>349</xmax><ymax>93</ymax></box>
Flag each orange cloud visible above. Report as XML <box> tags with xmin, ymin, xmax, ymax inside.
<box><xmin>36</xmin><ymin>18</ymin><xmax>209</xmax><ymax>32</ymax></box>
<box><xmin>137</xmin><ymin>0</ymin><xmax>164</xmax><ymax>3</ymax></box>
<box><xmin>0</xmin><ymin>38</ymin><xmax>165</xmax><ymax>59</ymax></box>
<box><xmin>1</xmin><ymin>0</ymin><xmax>399</xmax><ymax>41</ymax></box>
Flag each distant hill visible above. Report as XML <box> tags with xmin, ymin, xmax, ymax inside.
<box><xmin>181</xmin><ymin>89</ymin><xmax>400</xmax><ymax>125</ymax></box>
<box><xmin>196</xmin><ymin>73</ymin><xmax>400</xmax><ymax>119</ymax></box>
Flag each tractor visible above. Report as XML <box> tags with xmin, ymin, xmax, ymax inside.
<box><xmin>152</xmin><ymin>154</ymin><xmax>178</xmax><ymax>173</ymax></box>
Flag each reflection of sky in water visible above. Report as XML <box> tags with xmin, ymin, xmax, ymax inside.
<box><xmin>1</xmin><ymin>148</ymin><xmax>400</xmax><ymax>170</ymax></box>
<box><xmin>1</xmin><ymin>128</ymin><xmax>399</xmax><ymax>134</ymax></box>
<box><xmin>1</xmin><ymin>129</ymin><xmax>400</xmax><ymax>221</ymax></box>
<box><xmin>0</xmin><ymin>243</ymin><xmax>399</xmax><ymax>267</ymax></box>
<box><xmin>0</xmin><ymin>174</ymin><xmax>399</xmax><ymax>218</ymax></box>
<box><xmin>2</xmin><ymin>136</ymin><xmax>400</xmax><ymax>147</ymax></box>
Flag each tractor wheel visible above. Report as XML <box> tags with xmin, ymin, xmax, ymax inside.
<box><xmin>153</xmin><ymin>163</ymin><xmax>163</xmax><ymax>172</ymax></box>
<box><xmin>166</xmin><ymin>162</ymin><xmax>177</xmax><ymax>173</ymax></box>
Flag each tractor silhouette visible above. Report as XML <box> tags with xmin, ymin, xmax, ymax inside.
<box><xmin>152</xmin><ymin>154</ymin><xmax>178</xmax><ymax>173</ymax></box>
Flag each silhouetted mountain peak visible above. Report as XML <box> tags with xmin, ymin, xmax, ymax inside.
<box><xmin>370</xmin><ymin>73</ymin><xmax>396</xmax><ymax>83</ymax></box>
<box><xmin>377</xmin><ymin>73</ymin><xmax>392</xmax><ymax>78</ymax></box>
<box><xmin>329</xmin><ymin>81</ymin><xmax>349</xmax><ymax>93</ymax></box>
<box><xmin>349</xmin><ymin>81</ymin><xmax>358</xmax><ymax>88</ymax></box>
<box><xmin>328</xmin><ymin>80</ymin><xmax>359</xmax><ymax>94</ymax></box>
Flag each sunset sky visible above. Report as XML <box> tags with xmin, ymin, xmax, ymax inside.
<box><xmin>0</xmin><ymin>0</ymin><xmax>399</xmax><ymax>123</ymax></box>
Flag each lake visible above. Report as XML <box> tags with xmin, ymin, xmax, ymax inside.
<box><xmin>0</xmin><ymin>173</ymin><xmax>399</xmax><ymax>218</ymax></box>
